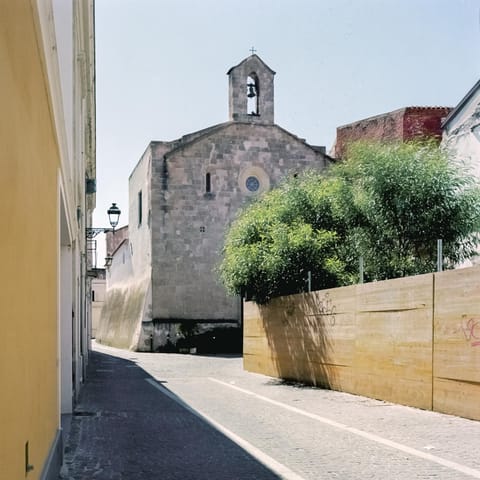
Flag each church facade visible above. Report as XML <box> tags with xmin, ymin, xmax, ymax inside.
<box><xmin>98</xmin><ymin>54</ymin><xmax>331</xmax><ymax>352</ymax></box>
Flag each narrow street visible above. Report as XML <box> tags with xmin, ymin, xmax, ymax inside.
<box><xmin>61</xmin><ymin>342</ymin><xmax>480</xmax><ymax>480</ymax></box>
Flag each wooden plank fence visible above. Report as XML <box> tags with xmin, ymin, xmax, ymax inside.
<box><xmin>243</xmin><ymin>265</ymin><xmax>480</xmax><ymax>420</ymax></box>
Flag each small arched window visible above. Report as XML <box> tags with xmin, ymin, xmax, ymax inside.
<box><xmin>247</xmin><ymin>74</ymin><xmax>259</xmax><ymax>116</ymax></box>
<box><xmin>205</xmin><ymin>173</ymin><xmax>211</xmax><ymax>193</ymax></box>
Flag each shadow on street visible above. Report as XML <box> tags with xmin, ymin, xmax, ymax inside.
<box><xmin>61</xmin><ymin>350</ymin><xmax>280</xmax><ymax>480</ymax></box>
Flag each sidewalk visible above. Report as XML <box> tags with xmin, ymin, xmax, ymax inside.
<box><xmin>60</xmin><ymin>350</ymin><xmax>280</xmax><ymax>480</ymax></box>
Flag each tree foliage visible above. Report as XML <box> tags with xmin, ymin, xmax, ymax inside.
<box><xmin>219</xmin><ymin>140</ymin><xmax>480</xmax><ymax>303</ymax></box>
<box><xmin>219</xmin><ymin>175</ymin><xmax>352</xmax><ymax>304</ymax></box>
<box><xmin>337</xmin><ymin>141</ymin><xmax>480</xmax><ymax>280</ymax></box>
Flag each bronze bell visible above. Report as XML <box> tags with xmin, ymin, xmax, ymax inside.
<box><xmin>247</xmin><ymin>83</ymin><xmax>256</xmax><ymax>98</ymax></box>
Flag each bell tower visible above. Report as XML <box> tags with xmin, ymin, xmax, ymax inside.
<box><xmin>227</xmin><ymin>53</ymin><xmax>276</xmax><ymax>124</ymax></box>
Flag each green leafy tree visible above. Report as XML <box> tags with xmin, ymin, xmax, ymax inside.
<box><xmin>219</xmin><ymin>140</ymin><xmax>480</xmax><ymax>303</ymax></box>
<box><xmin>334</xmin><ymin>140</ymin><xmax>480</xmax><ymax>280</ymax></box>
<box><xmin>219</xmin><ymin>173</ymin><xmax>354</xmax><ymax>304</ymax></box>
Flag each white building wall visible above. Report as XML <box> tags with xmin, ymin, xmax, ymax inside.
<box><xmin>97</xmin><ymin>238</ymin><xmax>151</xmax><ymax>350</ymax></box>
<box><xmin>443</xmin><ymin>86</ymin><xmax>480</xmax><ymax>178</ymax></box>
<box><xmin>128</xmin><ymin>146</ymin><xmax>153</xmax><ymax>278</ymax></box>
<box><xmin>442</xmin><ymin>81</ymin><xmax>480</xmax><ymax>266</ymax></box>
<box><xmin>91</xmin><ymin>277</ymin><xmax>106</xmax><ymax>339</ymax></box>
<box><xmin>108</xmin><ymin>241</ymin><xmax>135</xmax><ymax>286</ymax></box>
<box><xmin>52</xmin><ymin>0</ymin><xmax>74</xmax><ymax>166</ymax></box>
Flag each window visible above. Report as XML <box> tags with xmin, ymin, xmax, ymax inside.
<box><xmin>246</xmin><ymin>176</ymin><xmax>260</xmax><ymax>192</ymax></box>
<box><xmin>238</xmin><ymin>166</ymin><xmax>269</xmax><ymax>195</ymax></box>
<box><xmin>92</xmin><ymin>290</ymin><xmax>95</xmax><ymax>302</ymax></box>
<box><xmin>138</xmin><ymin>190</ymin><xmax>142</xmax><ymax>226</ymax></box>
<box><xmin>206</xmin><ymin>173</ymin><xmax>211</xmax><ymax>193</ymax></box>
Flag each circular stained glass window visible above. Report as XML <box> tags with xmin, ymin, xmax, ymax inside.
<box><xmin>246</xmin><ymin>176</ymin><xmax>260</xmax><ymax>192</ymax></box>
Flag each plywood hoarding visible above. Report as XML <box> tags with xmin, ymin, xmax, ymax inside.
<box><xmin>433</xmin><ymin>266</ymin><xmax>480</xmax><ymax>420</ymax></box>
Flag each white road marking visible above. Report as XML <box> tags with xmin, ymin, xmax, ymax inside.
<box><xmin>145</xmin><ymin>378</ymin><xmax>306</xmax><ymax>480</ymax></box>
<box><xmin>209</xmin><ymin>377</ymin><xmax>480</xmax><ymax>479</ymax></box>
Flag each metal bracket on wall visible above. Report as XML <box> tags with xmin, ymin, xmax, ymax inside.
<box><xmin>86</xmin><ymin>227</ymin><xmax>111</xmax><ymax>238</ymax></box>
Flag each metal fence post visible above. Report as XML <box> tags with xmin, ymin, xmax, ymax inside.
<box><xmin>437</xmin><ymin>239</ymin><xmax>443</xmax><ymax>272</ymax></box>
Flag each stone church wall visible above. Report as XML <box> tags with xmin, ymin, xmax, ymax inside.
<box><xmin>150</xmin><ymin>122</ymin><xmax>329</xmax><ymax>331</ymax></box>
<box><xmin>97</xmin><ymin>54</ymin><xmax>332</xmax><ymax>352</ymax></box>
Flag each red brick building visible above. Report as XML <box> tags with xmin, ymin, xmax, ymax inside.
<box><xmin>334</xmin><ymin>107</ymin><xmax>452</xmax><ymax>159</ymax></box>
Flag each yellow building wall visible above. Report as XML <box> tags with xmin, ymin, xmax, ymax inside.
<box><xmin>0</xmin><ymin>1</ymin><xmax>60</xmax><ymax>479</ymax></box>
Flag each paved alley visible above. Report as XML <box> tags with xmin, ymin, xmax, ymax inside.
<box><xmin>61</xmin><ymin>342</ymin><xmax>480</xmax><ymax>479</ymax></box>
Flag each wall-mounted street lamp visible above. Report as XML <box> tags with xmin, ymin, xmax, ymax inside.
<box><xmin>86</xmin><ymin>203</ymin><xmax>121</xmax><ymax>238</ymax></box>
<box><xmin>104</xmin><ymin>255</ymin><xmax>113</xmax><ymax>268</ymax></box>
<box><xmin>107</xmin><ymin>203</ymin><xmax>121</xmax><ymax>230</ymax></box>
<box><xmin>86</xmin><ymin>203</ymin><xmax>121</xmax><ymax>271</ymax></box>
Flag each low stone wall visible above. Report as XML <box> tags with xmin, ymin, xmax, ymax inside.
<box><xmin>244</xmin><ymin>266</ymin><xmax>480</xmax><ymax>421</ymax></box>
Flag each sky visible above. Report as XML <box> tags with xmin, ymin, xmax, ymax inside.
<box><xmin>93</xmin><ymin>0</ymin><xmax>480</xmax><ymax>264</ymax></box>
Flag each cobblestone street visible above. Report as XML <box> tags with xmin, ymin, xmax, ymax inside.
<box><xmin>61</xmin><ymin>342</ymin><xmax>480</xmax><ymax>479</ymax></box>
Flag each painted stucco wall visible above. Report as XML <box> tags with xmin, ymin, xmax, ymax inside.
<box><xmin>1</xmin><ymin>2</ymin><xmax>61</xmax><ymax>478</ymax></box>
<box><xmin>0</xmin><ymin>1</ymin><xmax>95</xmax><ymax>478</ymax></box>
<box><xmin>91</xmin><ymin>276</ymin><xmax>106</xmax><ymax>338</ymax></box>
<box><xmin>96</xmin><ymin>148</ymin><xmax>155</xmax><ymax>351</ymax></box>
<box><xmin>52</xmin><ymin>0</ymin><xmax>74</xmax><ymax>163</ymax></box>
<box><xmin>442</xmin><ymin>83</ymin><xmax>480</xmax><ymax>266</ymax></box>
<box><xmin>128</xmin><ymin>146</ymin><xmax>153</xmax><ymax>276</ymax></box>
<box><xmin>442</xmin><ymin>86</ymin><xmax>480</xmax><ymax>179</ymax></box>
<box><xmin>97</xmin><ymin>240</ymin><xmax>150</xmax><ymax>350</ymax></box>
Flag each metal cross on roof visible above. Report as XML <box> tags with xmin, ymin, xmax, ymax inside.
<box><xmin>250</xmin><ymin>46</ymin><xmax>257</xmax><ymax>55</ymax></box>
